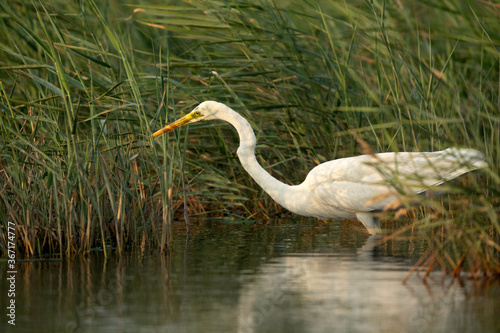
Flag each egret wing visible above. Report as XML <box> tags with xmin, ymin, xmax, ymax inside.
<box><xmin>304</xmin><ymin>148</ymin><xmax>485</xmax><ymax>213</ymax></box>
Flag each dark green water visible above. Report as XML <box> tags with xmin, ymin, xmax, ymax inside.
<box><xmin>1</xmin><ymin>219</ymin><xmax>499</xmax><ymax>332</ymax></box>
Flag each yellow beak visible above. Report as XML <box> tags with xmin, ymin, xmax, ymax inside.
<box><xmin>152</xmin><ymin>112</ymin><xmax>196</xmax><ymax>138</ymax></box>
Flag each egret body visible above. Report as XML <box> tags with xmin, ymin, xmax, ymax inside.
<box><xmin>153</xmin><ymin>101</ymin><xmax>487</xmax><ymax>234</ymax></box>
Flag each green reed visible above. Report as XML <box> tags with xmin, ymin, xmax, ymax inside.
<box><xmin>0</xmin><ymin>0</ymin><xmax>498</xmax><ymax>275</ymax></box>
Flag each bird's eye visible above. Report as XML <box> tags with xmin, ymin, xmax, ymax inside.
<box><xmin>193</xmin><ymin>110</ymin><xmax>201</xmax><ymax>117</ymax></box>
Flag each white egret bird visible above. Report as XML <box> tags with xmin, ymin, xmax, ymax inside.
<box><xmin>153</xmin><ymin>101</ymin><xmax>487</xmax><ymax>234</ymax></box>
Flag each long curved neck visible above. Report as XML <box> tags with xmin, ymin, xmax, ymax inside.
<box><xmin>217</xmin><ymin>106</ymin><xmax>291</xmax><ymax>205</ymax></box>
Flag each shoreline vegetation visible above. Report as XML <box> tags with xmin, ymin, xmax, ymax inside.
<box><xmin>0</xmin><ymin>0</ymin><xmax>499</xmax><ymax>278</ymax></box>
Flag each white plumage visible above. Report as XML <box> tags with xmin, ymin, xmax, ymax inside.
<box><xmin>153</xmin><ymin>101</ymin><xmax>487</xmax><ymax>233</ymax></box>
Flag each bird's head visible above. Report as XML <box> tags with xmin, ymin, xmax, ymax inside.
<box><xmin>152</xmin><ymin>101</ymin><xmax>225</xmax><ymax>138</ymax></box>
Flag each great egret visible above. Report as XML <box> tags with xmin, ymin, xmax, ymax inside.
<box><xmin>153</xmin><ymin>101</ymin><xmax>487</xmax><ymax>234</ymax></box>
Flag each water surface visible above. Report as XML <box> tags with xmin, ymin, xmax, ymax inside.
<box><xmin>1</xmin><ymin>219</ymin><xmax>499</xmax><ymax>332</ymax></box>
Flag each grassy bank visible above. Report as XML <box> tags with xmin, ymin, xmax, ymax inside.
<box><xmin>0</xmin><ymin>0</ymin><xmax>499</xmax><ymax>274</ymax></box>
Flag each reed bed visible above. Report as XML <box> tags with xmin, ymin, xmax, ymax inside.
<box><xmin>0</xmin><ymin>0</ymin><xmax>499</xmax><ymax>275</ymax></box>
